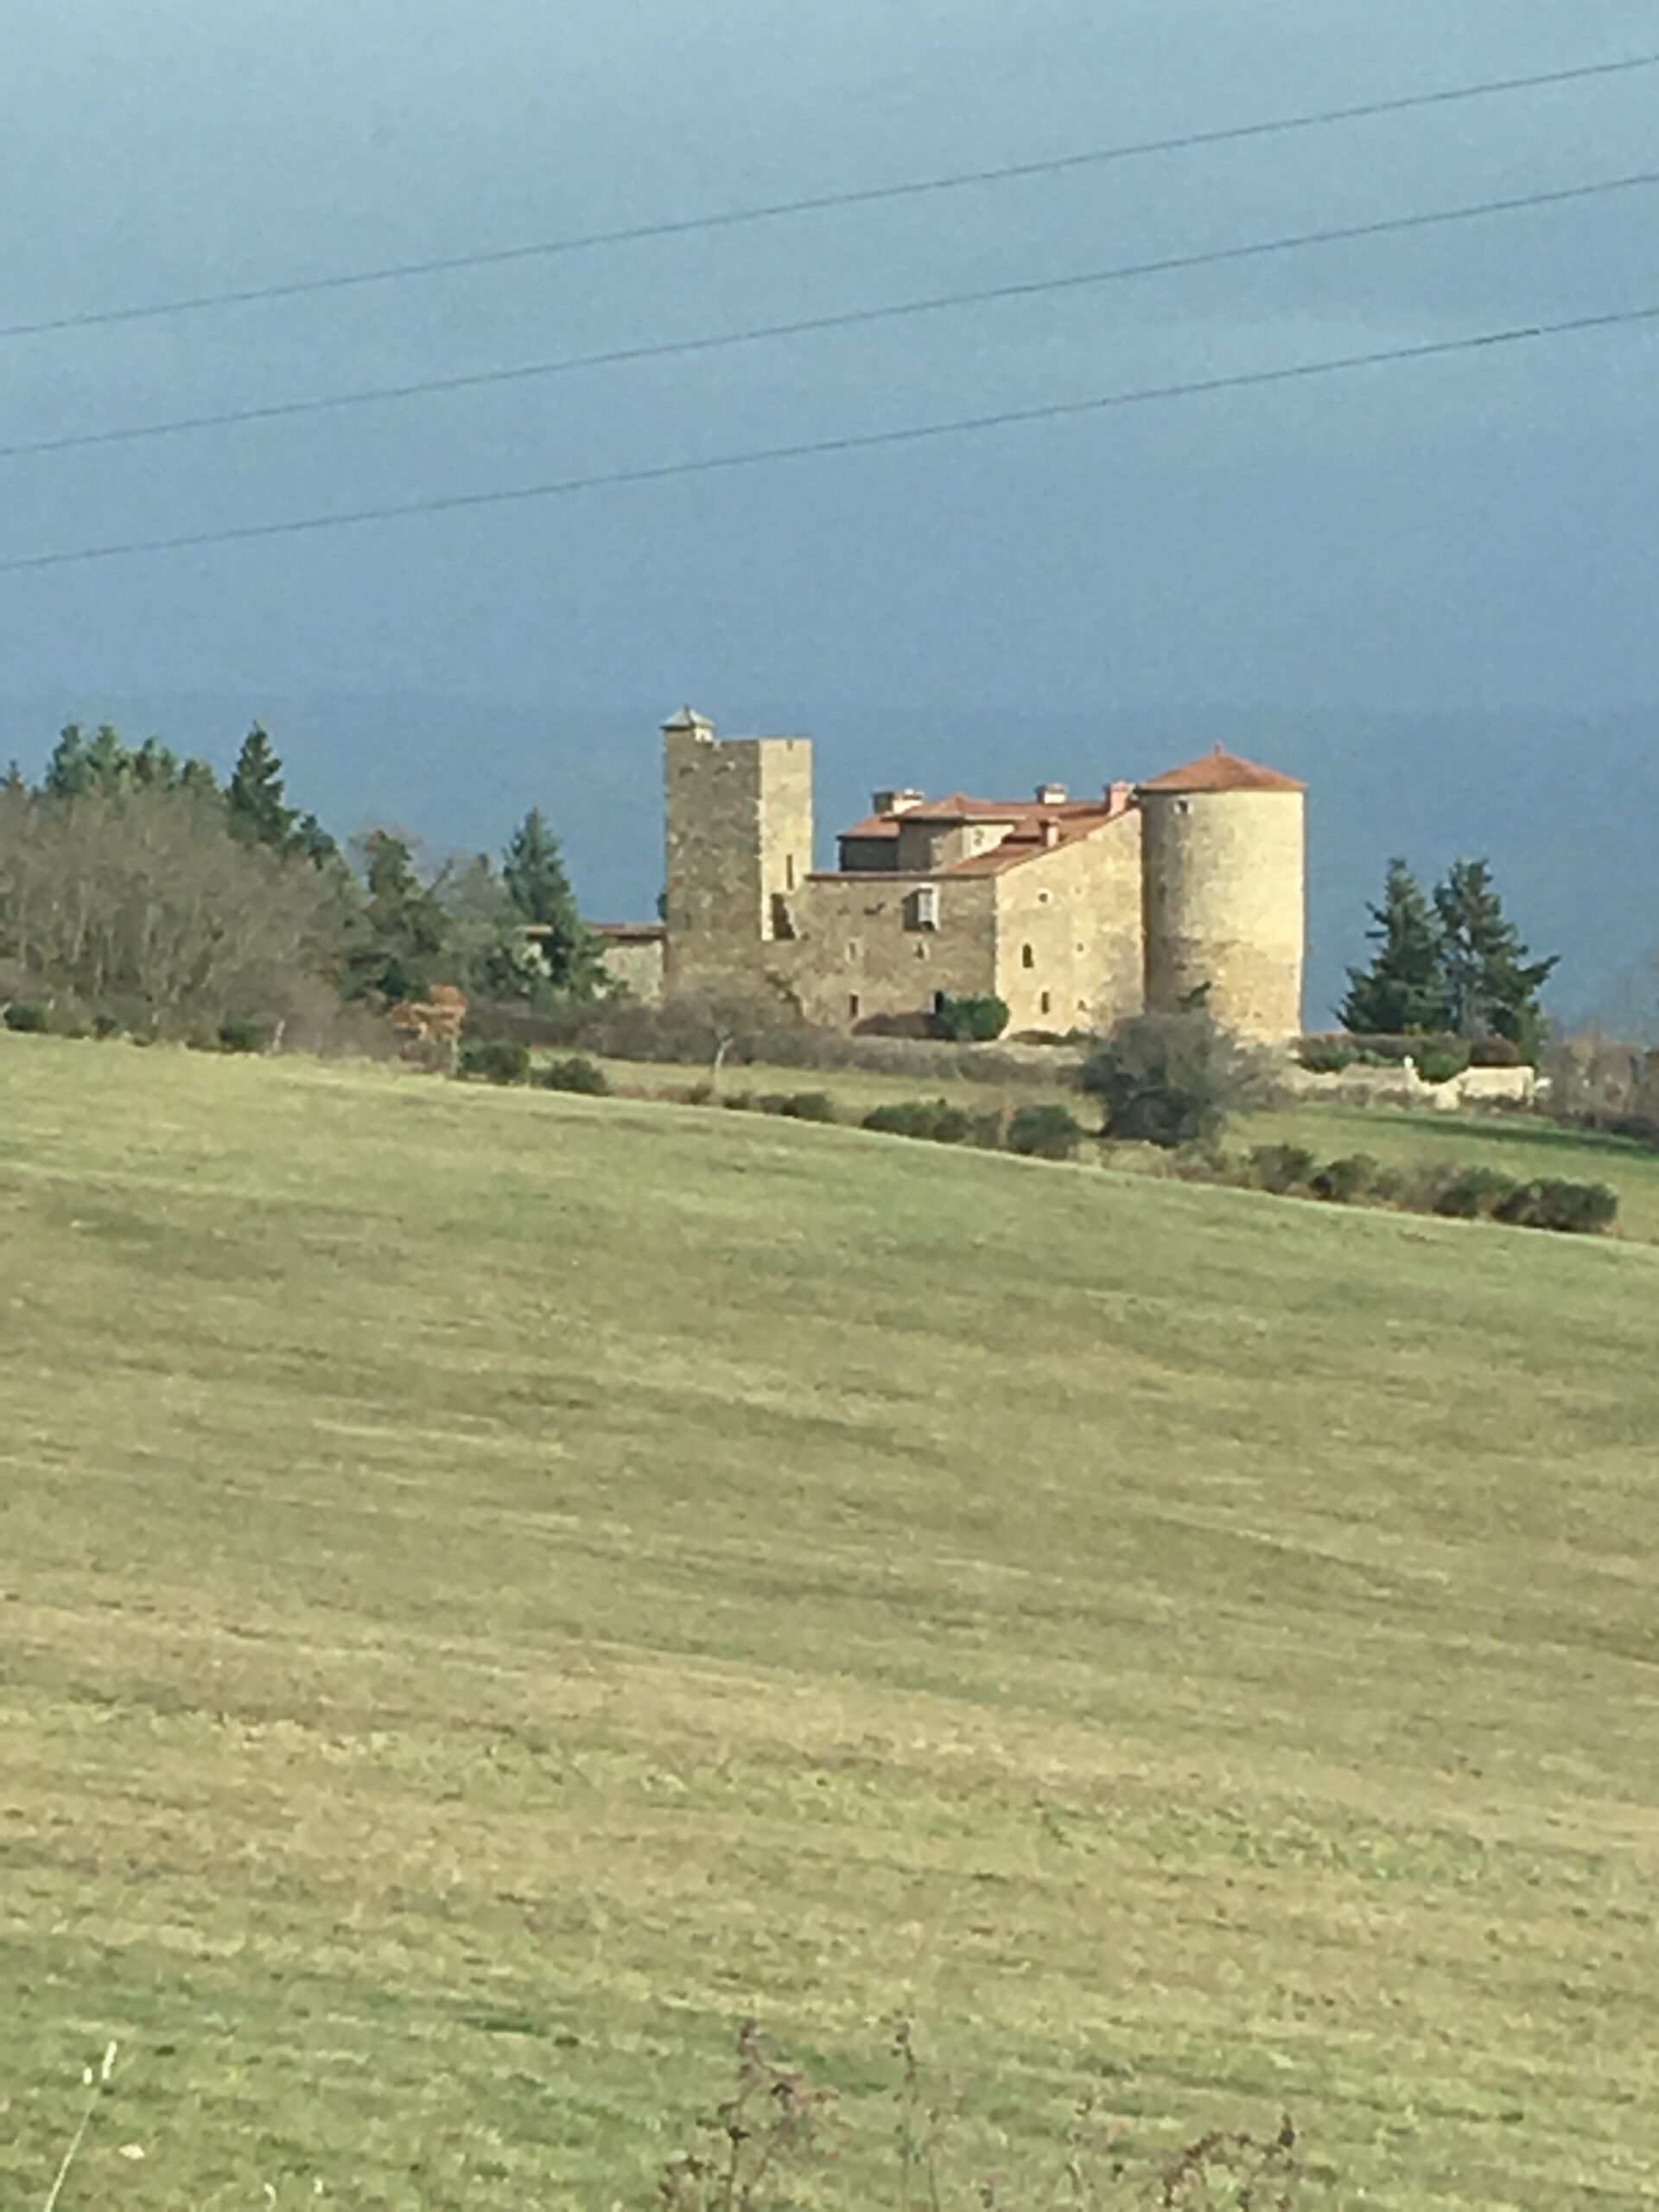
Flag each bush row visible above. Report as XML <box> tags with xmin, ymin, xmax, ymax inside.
<box><xmin>1297</xmin><ymin>1031</ymin><xmax>1527</xmax><ymax>1077</ymax></box>
<box><xmin>3</xmin><ymin>999</ymin><xmax>276</xmax><ymax>1052</ymax></box>
<box><xmin>1224</xmin><ymin>1143</ymin><xmax>1617</xmax><ymax>1234</ymax></box>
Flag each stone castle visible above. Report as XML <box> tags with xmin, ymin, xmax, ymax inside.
<box><xmin>596</xmin><ymin>709</ymin><xmax>1306</xmax><ymax>1040</ymax></box>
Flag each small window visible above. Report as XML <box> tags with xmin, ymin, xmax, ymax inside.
<box><xmin>785</xmin><ymin>854</ymin><xmax>796</xmax><ymax>891</ymax></box>
<box><xmin>1040</xmin><ymin>991</ymin><xmax>1052</xmax><ymax>1015</ymax></box>
<box><xmin>1021</xmin><ymin>944</ymin><xmax>1035</xmax><ymax>969</ymax></box>
<box><xmin>1175</xmin><ymin>798</ymin><xmax>1192</xmax><ymax>817</ymax></box>
<box><xmin>912</xmin><ymin>884</ymin><xmax>941</xmax><ymax>931</ymax></box>
<box><xmin>849</xmin><ymin>993</ymin><xmax>861</xmax><ymax>1020</ymax></box>
<box><xmin>1038</xmin><ymin>890</ymin><xmax>1052</xmax><ymax>905</ymax></box>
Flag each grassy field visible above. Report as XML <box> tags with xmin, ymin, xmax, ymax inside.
<box><xmin>4</xmin><ymin>1038</ymin><xmax>1659</xmax><ymax>2208</ymax></box>
<box><xmin>594</xmin><ymin>1049</ymin><xmax>1659</xmax><ymax>1246</ymax></box>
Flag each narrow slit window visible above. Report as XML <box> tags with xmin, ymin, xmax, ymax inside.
<box><xmin>1021</xmin><ymin>944</ymin><xmax>1035</xmax><ymax>969</ymax></box>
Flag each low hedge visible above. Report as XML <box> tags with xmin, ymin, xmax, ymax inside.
<box><xmin>536</xmin><ymin>1055</ymin><xmax>612</xmax><ymax>1096</ymax></box>
<box><xmin>1006</xmin><ymin>1103</ymin><xmax>1084</xmax><ymax>1160</ymax></box>
<box><xmin>457</xmin><ymin>1037</ymin><xmax>531</xmax><ymax>1086</ymax></box>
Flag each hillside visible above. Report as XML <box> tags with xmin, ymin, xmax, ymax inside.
<box><xmin>4</xmin><ymin>1041</ymin><xmax>1659</xmax><ymax>2208</ymax></box>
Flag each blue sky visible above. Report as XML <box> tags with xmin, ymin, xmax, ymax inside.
<box><xmin>3</xmin><ymin>2</ymin><xmax>1657</xmax><ymax>1015</ymax></box>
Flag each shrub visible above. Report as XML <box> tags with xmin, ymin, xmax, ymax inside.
<box><xmin>1493</xmin><ymin>1178</ymin><xmax>1618</xmax><ymax>1234</ymax></box>
<box><xmin>91</xmin><ymin>1013</ymin><xmax>124</xmax><ymax>1040</ymax></box>
<box><xmin>217</xmin><ymin>1017</ymin><xmax>268</xmax><ymax>1054</ymax></box>
<box><xmin>536</xmin><ymin>1054</ymin><xmax>612</xmax><ymax>1096</ymax></box>
<box><xmin>862</xmin><ymin>1098</ymin><xmax>972</xmax><ymax>1144</ymax></box>
<box><xmin>1246</xmin><ymin>1143</ymin><xmax>1319</xmax><ymax>1195</ymax></box>
<box><xmin>931</xmin><ymin>992</ymin><xmax>1010</xmax><ymax>1043</ymax></box>
<box><xmin>1426</xmin><ymin>1165</ymin><xmax>1521</xmax><ymax>1220</ymax></box>
<box><xmin>1309</xmin><ymin>1153</ymin><xmax>1384</xmax><ymax>1204</ymax></box>
<box><xmin>755</xmin><ymin>1090</ymin><xmax>839</xmax><ymax>1122</ymax></box>
<box><xmin>1298</xmin><ymin>1035</ymin><xmax>1357</xmax><ymax>1074</ymax></box>
<box><xmin>1414</xmin><ymin>1047</ymin><xmax>1465</xmax><ymax>1085</ymax></box>
<box><xmin>3</xmin><ymin>1000</ymin><xmax>50</xmax><ymax>1033</ymax></box>
<box><xmin>456</xmin><ymin>1036</ymin><xmax>531</xmax><ymax>1086</ymax></box>
<box><xmin>1345</xmin><ymin>1032</ymin><xmax>1472</xmax><ymax>1072</ymax></box>
<box><xmin>1081</xmin><ymin>1011</ymin><xmax>1281</xmax><ymax>1148</ymax></box>
<box><xmin>1471</xmin><ymin>1034</ymin><xmax>1524</xmax><ymax>1068</ymax></box>
<box><xmin>1007</xmin><ymin>1102</ymin><xmax>1084</xmax><ymax>1160</ymax></box>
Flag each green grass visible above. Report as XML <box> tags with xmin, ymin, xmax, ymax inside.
<box><xmin>596</xmin><ymin>1050</ymin><xmax>1659</xmax><ymax>1246</ymax></box>
<box><xmin>5</xmin><ymin>1038</ymin><xmax>1659</xmax><ymax>2208</ymax></box>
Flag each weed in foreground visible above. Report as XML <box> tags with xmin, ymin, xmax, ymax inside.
<box><xmin>41</xmin><ymin>2041</ymin><xmax>118</xmax><ymax>2212</ymax></box>
<box><xmin>653</xmin><ymin>2024</ymin><xmax>1310</xmax><ymax>2209</ymax></box>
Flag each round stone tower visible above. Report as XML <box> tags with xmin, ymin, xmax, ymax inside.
<box><xmin>1137</xmin><ymin>747</ymin><xmax>1306</xmax><ymax>1041</ymax></box>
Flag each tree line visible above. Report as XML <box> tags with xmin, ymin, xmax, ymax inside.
<box><xmin>0</xmin><ymin>721</ymin><xmax>605</xmax><ymax>1040</ymax></box>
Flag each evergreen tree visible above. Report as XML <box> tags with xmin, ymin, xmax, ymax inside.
<box><xmin>348</xmin><ymin>830</ymin><xmax>448</xmax><ymax>1004</ymax></box>
<box><xmin>177</xmin><ymin>756</ymin><xmax>221</xmax><ymax>800</ymax></box>
<box><xmin>1340</xmin><ymin>859</ymin><xmax>1448</xmax><ymax>1033</ymax></box>
<box><xmin>226</xmin><ymin>724</ymin><xmax>296</xmax><ymax>849</ymax></box>
<box><xmin>84</xmin><ymin>724</ymin><xmax>132</xmax><ymax>792</ymax></box>
<box><xmin>499</xmin><ymin>807</ymin><xmax>601</xmax><ymax>993</ymax></box>
<box><xmin>130</xmin><ymin>737</ymin><xmax>187</xmax><ymax>791</ymax></box>
<box><xmin>42</xmin><ymin>724</ymin><xmax>92</xmax><ymax>800</ymax></box>
<box><xmin>1433</xmin><ymin>857</ymin><xmax>1557</xmax><ymax>1054</ymax></box>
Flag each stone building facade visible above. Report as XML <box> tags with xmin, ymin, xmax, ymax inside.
<box><xmin>599</xmin><ymin>709</ymin><xmax>1306</xmax><ymax>1040</ymax></box>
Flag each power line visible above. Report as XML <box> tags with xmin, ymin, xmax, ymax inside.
<box><xmin>3</xmin><ymin>50</ymin><xmax>1656</xmax><ymax>346</ymax></box>
<box><xmin>3</xmin><ymin>296</ymin><xmax>1656</xmax><ymax>579</ymax></box>
<box><xmin>8</xmin><ymin>166</ymin><xmax>1656</xmax><ymax>466</ymax></box>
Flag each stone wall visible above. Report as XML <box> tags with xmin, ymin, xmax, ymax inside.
<box><xmin>595</xmin><ymin>932</ymin><xmax>666</xmax><ymax>1004</ymax></box>
<box><xmin>771</xmin><ymin>870</ymin><xmax>999</xmax><ymax>1030</ymax></box>
<box><xmin>1285</xmin><ymin>1061</ymin><xmax>1538</xmax><ymax>1112</ymax></box>
<box><xmin>1141</xmin><ymin>789</ymin><xmax>1305</xmax><ymax>1039</ymax></box>
<box><xmin>993</xmin><ymin>815</ymin><xmax>1144</xmax><ymax>1033</ymax></box>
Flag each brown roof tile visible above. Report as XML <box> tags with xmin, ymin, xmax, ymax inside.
<box><xmin>1138</xmin><ymin>746</ymin><xmax>1304</xmax><ymax>794</ymax></box>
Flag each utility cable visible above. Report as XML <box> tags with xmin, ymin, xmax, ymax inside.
<box><xmin>3</xmin><ymin>296</ymin><xmax>1656</xmax><ymax>578</ymax></box>
<box><xmin>6</xmin><ymin>165</ymin><xmax>1656</xmax><ymax>465</ymax></box>
<box><xmin>2</xmin><ymin>50</ymin><xmax>1656</xmax><ymax>345</ymax></box>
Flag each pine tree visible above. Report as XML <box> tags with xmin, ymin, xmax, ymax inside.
<box><xmin>347</xmin><ymin>830</ymin><xmax>448</xmax><ymax>1004</ymax></box>
<box><xmin>226</xmin><ymin>724</ymin><xmax>296</xmax><ymax>849</ymax></box>
<box><xmin>84</xmin><ymin>725</ymin><xmax>132</xmax><ymax>792</ymax></box>
<box><xmin>1340</xmin><ymin>860</ymin><xmax>1449</xmax><ymax>1034</ymax></box>
<box><xmin>1433</xmin><ymin>857</ymin><xmax>1557</xmax><ymax>1055</ymax></box>
<box><xmin>500</xmin><ymin>808</ymin><xmax>601</xmax><ymax>993</ymax></box>
<box><xmin>42</xmin><ymin>724</ymin><xmax>92</xmax><ymax>800</ymax></box>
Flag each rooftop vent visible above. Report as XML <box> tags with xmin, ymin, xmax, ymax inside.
<box><xmin>872</xmin><ymin>788</ymin><xmax>925</xmax><ymax>817</ymax></box>
<box><xmin>1035</xmin><ymin>781</ymin><xmax>1069</xmax><ymax>804</ymax></box>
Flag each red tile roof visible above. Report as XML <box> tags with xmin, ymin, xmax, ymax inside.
<box><xmin>835</xmin><ymin>790</ymin><xmax>1136</xmax><ymax>877</ymax></box>
<box><xmin>1138</xmin><ymin>746</ymin><xmax>1304</xmax><ymax>794</ymax></box>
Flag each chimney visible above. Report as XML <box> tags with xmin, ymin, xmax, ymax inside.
<box><xmin>872</xmin><ymin>788</ymin><xmax>925</xmax><ymax>817</ymax></box>
<box><xmin>1105</xmin><ymin>779</ymin><xmax>1135</xmax><ymax>813</ymax></box>
<box><xmin>1040</xmin><ymin>818</ymin><xmax>1061</xmax><ymax>849</ymax></box>
<box><xmin>1035</xmin><ymin>781</ymin><xmax>1069</xmax><ymax>805</ymax></box>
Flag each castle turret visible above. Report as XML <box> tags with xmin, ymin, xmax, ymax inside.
<box><xmin>662</xmin><ymin>709</ymin><xmax>814</xmax><ymax>986</ymax></box>
<box><xmin>1137</xmin><ymin>747</ymin><xmax>1306</xmax><ymax>1040</ymax></box>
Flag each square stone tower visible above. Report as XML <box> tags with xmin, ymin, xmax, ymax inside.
<box><xmin>662</xmin><ymin>709</ymin><xmax>814</xmax><ymax>987</ymax></box>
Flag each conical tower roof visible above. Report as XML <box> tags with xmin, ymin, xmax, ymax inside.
<box><xmin>1139</xmin><ymin>744</ymin><xmax>1304</xmax><ymax>795</ymax></box>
